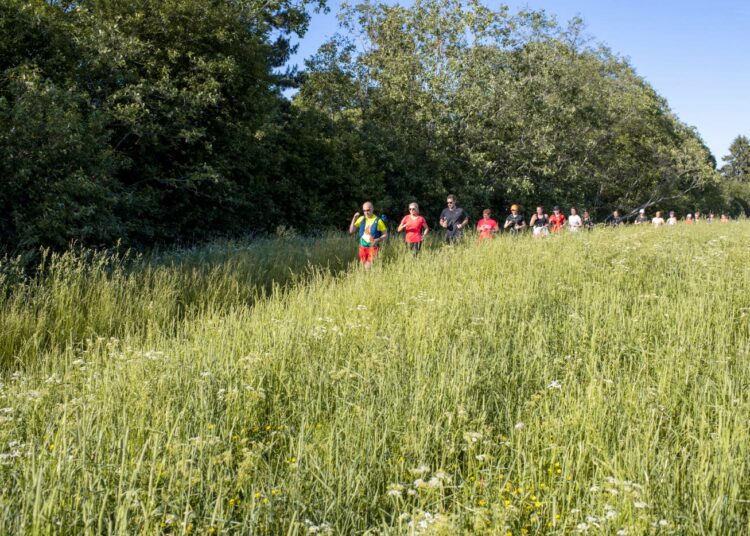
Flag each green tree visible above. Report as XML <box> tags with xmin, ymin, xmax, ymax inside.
<box><xmin>721</xmin><ymin>135</ymin><xmax>750</xmax><ymax>215</ymax></box>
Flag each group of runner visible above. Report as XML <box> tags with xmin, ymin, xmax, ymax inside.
<box><xmin>349</xmin><ymin>195</ymin><xmax>731</xmax><ymax>269</ymax></box>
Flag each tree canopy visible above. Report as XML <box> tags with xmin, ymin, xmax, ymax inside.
<box><xmin>0</xmin><ymin>0</ymin><xmax>742</xmax><ymax>252</ymax></box>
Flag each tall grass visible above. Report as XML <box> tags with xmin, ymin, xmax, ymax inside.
<box><xmin>0</xmin><ymin>234</ymin><xmax>355</xmax><ymax>369</ymax></box>
<box><xmin>1</xmin><ymin>224</ymin><xmax>750</xmax><ymax>534</ymax></box>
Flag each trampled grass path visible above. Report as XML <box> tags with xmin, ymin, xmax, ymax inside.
<box><xmin>1</xmin><ymin>225</ymin><xmax>750</xmax><ymax>534</ymax></box>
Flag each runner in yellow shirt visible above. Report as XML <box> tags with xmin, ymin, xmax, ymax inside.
<box><xmin>349</xmin><ymin>201</ymin><xmax>388</xmax><ymax>271</ymax></box>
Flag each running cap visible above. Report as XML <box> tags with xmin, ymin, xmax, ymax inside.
<box><xmin>510</xmin><ymin>204</ymin><xmax>519</xmax><ymax>211</ymax></box>
<box><xmin>639</xmin><ymin>208</ymin><xmax>645</xmax><ymax>213</ymax></box>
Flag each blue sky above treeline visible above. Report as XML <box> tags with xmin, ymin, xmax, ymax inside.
<box><xmin>288</xmin><ymin>0</ymin><xmax>750</xmax><ymax>164</ymax></box>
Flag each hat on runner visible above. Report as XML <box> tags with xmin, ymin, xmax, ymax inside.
<box><xmin>511</xmin><ymin>204</ymin><xmax>519</xmax><ymax>211</ymax></box>
<box><xmin>639</xmin><ymin>208</ymin><xmax>645</xmax><ymax>214</ymax></box>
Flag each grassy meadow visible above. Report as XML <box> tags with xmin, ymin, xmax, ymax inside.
<box><xmin>1</xmin><ymin>224</ymin><xmax>750</xmax><ymax>535</ymax></box>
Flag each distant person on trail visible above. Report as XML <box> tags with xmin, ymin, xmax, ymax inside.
<box><xmin>476</xmin><ymin>209</ymin><xmax>499</xmax><ymax>240</ymax></box>
<box><xmin>720</xmin><ymin>213</ymin><xmax>730</xmax><ymax>223</ymax></box>
<box><xmin>549</xmin><ymin>206</ymin><xmax>566</xmax><ymax>233</ymax></box>
<box><xmin>582</xmin><ymin>210</ymin><xmax>594</xmax><ymax>231</ymax></box>
<box><xmin>652</xmin><ymin>211</ymin><xmax>665</xmax><ymax>227</ymax></box>
<box><xmin>605</xmin><ymin>209</ymin><xmax>623</xmax><ymax>227</ymax></box>
<box><xmin>349</xmin><ymin>201</ymin><xmax>388</xmax><ymax>271</ymax></box>
<box><xmin>685</xmin><ymin>213</ymin><xmax>694</xmax><ymax>225</ymax></box>
<box><xmin>439</xmin><ymin>194</ymin><xmax>469</xmax><ymax>244</ymax></box>
<box><xmin>398</xmin><ymin>202</ymin><xmax>429</xmax><ymax>255</ymax></box>
<box><xmin>694</xmin><ymin>209</ymin><xmax>702</xmax><ymax>223</ymax></box>
<box><xmin>568</xmin><ymin>207</ymin><xmax>582</xmax><ymax>232</ymax></box>
<box><xmin>504</xmin><ymin>204</ymin><xmax>526</xmax><ymax>234</ymax></box>
<box><xmin>634</xmin><ymin>209</ymin><xmax>649</xmax><ymax>225</ymax></box>
<box><xmin>667</xmin><ymin>211</ymin><xmax>678</xmax><ymax>225</ymax></box>
<box><xmin>530</xmin><ymin>206</ymin><xmax>550</xmax><ymax>238</ymax></box>
<box><xmin>707</xmin><ymin>212</ymin><xmax>715</xmax><ymax>223</ymax></box>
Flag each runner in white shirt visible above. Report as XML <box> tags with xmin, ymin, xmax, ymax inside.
<box><xmin>652</xmin><ymin>211</ymin><xmax>665</xmax><ymax>227</ymax></box>
<box><xmin>666</xmin><ymin>210</ymin><xmax>678</xmax><ymax>225</ymax></box>
<box><xmin>568</xmin><ymin>207</ymin><xmax>582</xmax><ymax>232</ymax></box>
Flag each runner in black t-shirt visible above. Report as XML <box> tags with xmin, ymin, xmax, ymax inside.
<box><xmin>605</xmin><ymin>209</ymin><xmax>623</xmax><ymax>226</ymax></box>
<box><xmin>504</xmin><ymin>204</ymin><xmax>526</xmax><ymax>234</ymax></box>
<box><xmin>439</xmin><ymin>194</ymin><xmax>469</xmax><ymax>243</ymax></box>
<box><xmin>529</xmin><ymin>206</ymin><xmax>550</xmax><ymax>237</ymax></box>
<box><xmin>582</xmin><ymin>210</ymin><xmax>594</xmax><ymax>231</ymax></box>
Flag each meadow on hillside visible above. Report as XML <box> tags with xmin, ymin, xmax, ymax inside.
<box><xmin>1</xmin><ymin>225</ymin><xmax>749</xmax><ymax>535</ymax></box>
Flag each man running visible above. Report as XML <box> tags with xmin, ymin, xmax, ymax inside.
<box><xmin>634</xmin><ymin>209</ymin><xmax>648</xmax><ymax>225</ymax></box>
<box><xmin>549</xmin><ymin>206</ymin><xmax>566</xmax><ymax>233</ymax></box>
<box><xmin>439</xmin><ymin>194</ymin><xmax>469</xmax><ymax>244</ymax></box>
<box><xmin>349</xmin><ymin>201</ymin><xmax>388</xmax><ymax>271</ymax></box>
<box><xmin>476</xmin><ymin>209</ymin><xmax>499</xmax><ymax>240</ymax></box>
<box><xmin>504</xmin><ymin>204</ymin><xmax>526</xmax><ymax>234</ymax></box>
<box><xmin>605</xmin><ymin>209</ymin><xmax>623</xmax><ymax>227</ymax></box>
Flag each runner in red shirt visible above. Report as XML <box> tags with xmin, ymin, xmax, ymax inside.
<box><xmin>549</xmin><ymin>206</ymin><xmax>566</xmax><ymax>233</ymax></box>
<box><xmin>397</xmin><ymin>202</ymin><xmax>429</xmax><ymax>255</ymax></box>
<box><xmin>476</xmin><ymin>209</ymin><xmax>499</xmax><ymax>240</ymax></box>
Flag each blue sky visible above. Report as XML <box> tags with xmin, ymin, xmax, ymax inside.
<box><xmin>288</xmin><ymin>0</ymin><xmax>749</xmax><ymax>165</ymax></box>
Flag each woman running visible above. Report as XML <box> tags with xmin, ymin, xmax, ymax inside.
<box><xmin>530</xmin><ymin>206</ymin><xmax>550</xmax><ymax>238</ymax></box>
<box><xmin>476</xmin><ymin>209</ymin><xmax>499</xmax><ymax>240</ymax></box>
<box><xmin>568</xmin><ymin>207</ymin><xmax>582</xmax><ymax>232</ymax></box>
<box><xmin>652</xmin><ymin>211</ymin><xmax>665</xmax><ymax>227</ymax></box>
<box><xmin>397</xmin><ymin>202</ymin><xmax>429</xmax><ymax>255</ymax></box>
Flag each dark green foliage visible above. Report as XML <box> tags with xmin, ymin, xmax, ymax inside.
<box><xmin>297</xmin><ymin>0</ymin><xmax>723</xmax><ymax>222</ymax></box>
<box><xmin>0</xmin><ymin>0</ymin><xmax>729</xmax><ymax>252</ymax></box>
<box><xmin>721</xmin><ymin>135</ymin><xmax>750</xmax><ymax>215</ymax></box>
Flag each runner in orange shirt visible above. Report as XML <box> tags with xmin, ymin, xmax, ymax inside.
<box><xmin>476</xmin><ymin>209</ymin><xmax>499</xmax><ymax>240</ymax></box>
<box><xmin>549</xmin><ymin>206</ymin><xmax>566</xmax><ymax>233</ymax></box>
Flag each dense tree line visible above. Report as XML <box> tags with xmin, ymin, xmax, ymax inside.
<box><xmin>0</xmin><ymin>0</ymin><xmax>746</xmax><ymax>251</ymax></box>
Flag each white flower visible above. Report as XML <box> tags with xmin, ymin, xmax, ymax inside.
<box><xmin>356</xmin><ymin>304</ymin><xmax>367</xmax><ymax>310</ymax></box>
<box><xmin>605</xmin><ymin>510</ymin><xmax>618</xmax><ymax>520</ymax></box>
<box><xmin>514</xmin><ymin>422</ymin><xmax>525</xmax><ymax>430</ymax></box>
<box><xmin>426</xmin><ymin>477</ymin><xmax>442</xmax><ymax>488</ymax></box>
<box><xmin>658</xmin><ymin>519</ymin><xmax>669</xmax><ymax>527</ymax></box>
<box><xmin>633</xmin><ymin>501</ymin><xmax>648</xmax><ymax>509</ymax></box>
<box><xmin>576</xmin><ymin>522</ymin><xmax>589</xmax><ymax>532</ymax></box>
<box><xmin>547</xmin><ymin>380</ymin><xmax>562</xmax><ymax>390</ymax></box>
<box><xmin>607</xmin><ymin>488</ymin><xmax>619</xmax><ymax>495</ymax></box>
<box><xmin>433</xmin><ymin>471</ymin><xmax>449</xmax><ymax>481</ymax></box>
<box><xmin>463</xmin><ymin>431</ymin><xmax>483</xmax><ymax>443</ymax></box>
<box><xmin>387</xmin><ymin>489</ymin><xmax>402</xmax><ymax>498</ymax></box>
<box><xmin>616</xmin><ymin>530</ymin><xmax>627</xmax><ymax>536</ymax></box>
<box><xmin>410</xmin><ymin>465</ymin><xmax>430</xmax><ymax>476</ymax></box>
<box><xmin>475</xmin><ymin>454</ymin><xmax>487</xmax><ymax>462</ymax></box>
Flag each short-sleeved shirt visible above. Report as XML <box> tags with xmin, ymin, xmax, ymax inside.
<box><xmin>476</xmin><ymin>218</ymin><xmax>498</xmax><ymax>239</ymax></box>
<box><xmin>400</xmin><ymin>215</ymin><xmax>427</xmax><ymax>243</ymax></box>
<box><xmin>505</xmin><ymin>213</ymin><xmax>525</xmax><ymax>231</ymax></box>
<box><xmin>440</xmin><ymin>207</ymin><xmax>468</xmax><ymax>239</ymax></box>
<box><xmin>634</xmin><ymin>215</ymin><xmax>648</xmax><ymax>224</ymax></box>
<box><xmin>605</xmin><ymin>215</ymin><xmax>623</xmax><ymax>226</ymax></box>
<box><xmin>549</xmin><ymin>213</ymin><xmax>566</xmax><ymax>232</ymax></box>
<box><xmin>353</xmin><ymin>215</ymin><xmax>387</xmax><ymax>247</ymax></box>
<box><xmin>568</xmin><ymin>214</ymin><xmax>582</xmax><ymax>231</ymax></box>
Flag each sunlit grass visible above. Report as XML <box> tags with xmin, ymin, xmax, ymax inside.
<box><xmin>1</xmin><ymin>224</ymin><xmax>749</xmax><ymax>534</ymax></box>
